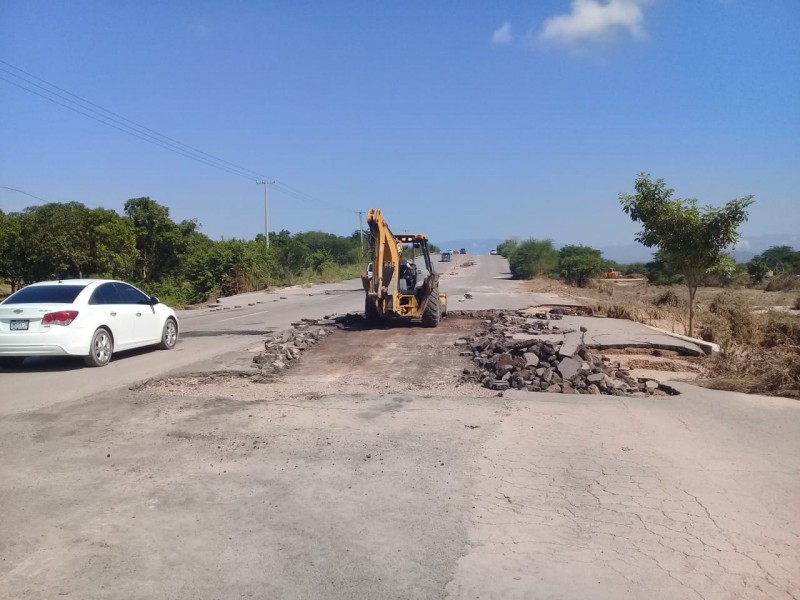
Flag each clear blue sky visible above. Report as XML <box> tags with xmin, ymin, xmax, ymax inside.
<box><xmin>1</xmin><ymin>0</ymin><xmax>798</xmax><ymax>250</ymax></box>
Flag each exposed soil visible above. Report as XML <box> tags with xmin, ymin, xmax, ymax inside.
<box><xmin>140</xmin><ymin>311</ymin><xmax>699</xmax><ymax>399</ymax></box>
<box><xmin>601</xmin><ymin>348</ymin><xmax>704</xmax><ymax>382</ymax></box>
<box><xmin>141</xmin><ymin>316</ymin><xmax>498</xmax><ymax>400</ymax></box>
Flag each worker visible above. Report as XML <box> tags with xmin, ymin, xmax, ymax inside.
<box><xmin>399</xmin><ymin>258</ymin><xmax>417</xmax><ymax>290</ymax></box>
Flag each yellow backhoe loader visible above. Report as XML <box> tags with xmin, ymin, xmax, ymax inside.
<box><xmin>361</xmin><ymin>208</ymin><xmax>446</xmax><ymax>327</ymax></box>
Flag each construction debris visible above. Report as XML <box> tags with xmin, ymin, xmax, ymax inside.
<box><xmin>457</xmin><ymin>310</ymin><xmax>676</xmax><ymax>396</ymax></box>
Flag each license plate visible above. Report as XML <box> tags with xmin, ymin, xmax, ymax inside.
<box><xmin>10</xmin><ymin>320</ymin><xmax>29</xmax><ymax>331</ymax></box>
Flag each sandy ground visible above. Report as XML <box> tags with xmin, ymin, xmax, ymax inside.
<box><xmin>2</xmin><ymin>315</ymin><xmax>798</xmax><ymax>599</ymax></box>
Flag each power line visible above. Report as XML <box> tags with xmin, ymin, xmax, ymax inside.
<box><xmin>0</xmin><ymin>186</ymin><xmax>48</xmax><ymax>203</ymax></box>
<box><xmin>0</xmin><ymin>75</ymin><xmax>259</xmax><ymax>180</ymax></box>
<box><xmin>0</xmin><ymin>60</ymin><xmax>266</xmax><ymax>181</ymax></box>
<box><xmin>0</xmin><ymin>60</ymin><xmax>353</xmax><ymax>213</ymax></box>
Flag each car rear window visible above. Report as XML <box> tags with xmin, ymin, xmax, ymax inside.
<box><xmin>2</xmin><ymin>285</ymin><xmax>86</xmax><ymax>304</ymax></box>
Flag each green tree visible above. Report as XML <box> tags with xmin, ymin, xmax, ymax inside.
<box><xmin>558</xmin><ymin>245</ymin><xmax>604</xmax><ymax>287</ymax></box>
<box><xmin>618</xmin><ymin>262</ymin><xmax>648</xmax><ymax>276</ymax></box>
<box><xmin>124</xmin><ymin>197</ymin><xmax>188</xmax><ymax>282</ymax></box>
<box><xmin>620</xmin><ymin>173</ymin><xmax>753</xmax><ymax>336</ymax></box>
<box><xmin>645</xmin><ymin>253</ymin><xmax>683</xmax><ymax>285</ymax></box>
<box><xmin>185</xmin><ymin>239</ymin><xmax>267</xmax><ymax>302</ymax></box>
<box><xmin>0</xmin><ymin>210</ymin><xmax>27</xmax><ymax>292</ymax></box>
<box><xmin>497</xmin><ymin>239</ymin><xmax>519</xmax><ymax>258</ymax></box>
<box><xmin>508</xmin><ymin>239</ymin><xmax>559</xmax><ymax>280</ymax></box>
<box><xmin>86</xmin><ymin>207</ymin><xmax>138</xmax><ymax>278</ymax></box>
<box><xmin>747</xmin><ymin>258</ymin><xmax>771</xmax><ymax>284</ymax></box>
<box><xmin>22</xmin><ymin>202</ymin><xmax>93</xmax><ymax>280</ymax></box>
<box><xmin>757</xmin><ymin>245</ymin><xmax>800</xmax><ymax>274</ymax></box>
<box><xmin>309</xmin><ymin>248</ymin><xmax>334</xmax><ymax>273</ymax></box>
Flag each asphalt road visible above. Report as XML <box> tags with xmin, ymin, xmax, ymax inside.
<box><xmin>1</xmin><ymin>255</ymin><xmax>798</xmax><ymax>599</ymax></box>
<box><xmin>0</xmin><ymin>253</ymin><xmax>547</xmax><ymax>415</ymax></box>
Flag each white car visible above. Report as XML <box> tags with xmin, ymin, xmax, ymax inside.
<box><xmin>0</xmin><ymin>279</ymin><xmax>179</xmax><ymax>368</ymax></box>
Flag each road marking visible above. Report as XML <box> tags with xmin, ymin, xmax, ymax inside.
<box><xmin>220</xmin><ymin>309</ymin><xmax>270</xmax><ymax>322</ymax></box>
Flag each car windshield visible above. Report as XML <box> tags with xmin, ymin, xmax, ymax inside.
<box><xmin>2</xmin><ymin>285</ymin><xmax>86</xmax><ymax>304</ymax></box>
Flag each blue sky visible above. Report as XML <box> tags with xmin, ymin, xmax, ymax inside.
<box><xmin>1</xmin><ymin>0</ymin><xmax>798</xmax><ymax>251</ymax></box>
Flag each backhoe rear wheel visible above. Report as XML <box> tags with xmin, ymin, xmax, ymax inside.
<box><xmin>364</xmin><ymin>297</ymin><xmax>380</xmax><ymax>326</ymax></box>
<box><xmin>421</xmin><ymin>286</ymin><xmax>441</xmax><ymax>327</ymax></box>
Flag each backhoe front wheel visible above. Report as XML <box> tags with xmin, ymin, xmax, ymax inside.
<box><xmin>421</xmin><ymin>286</ymin><xmax>441</xmax><ymax>327</ymax></box>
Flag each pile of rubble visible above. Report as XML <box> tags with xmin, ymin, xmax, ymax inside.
<box><xmin>458</xmin><ymin>310</ymin><xmax>673</xmax><ymax>396</ymax></box>
<box><xmin>252</xmin><ymin>316</ymin><xmax>342</xmax><ymax>372</ymax></box>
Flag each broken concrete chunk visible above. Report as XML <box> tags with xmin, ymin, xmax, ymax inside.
<box><xmin>587</xmin><ymin>373</ymin><xmax>604</xmax><ymax>384</ymax></box>
<box><xmin>557</xmin><ymin>357</ymin><xmax>581</xmax><ymax>381</ymax></box>
<box><xmin>523</xmin><ymin>352</ymin><xmax>540</xmax><ymax>368</ymax></box>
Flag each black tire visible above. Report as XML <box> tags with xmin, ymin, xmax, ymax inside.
<box><xmin>421</xmin><ymin>286</ymin><xmax>441</xmax><ymax>327</ymax></box>
<box><xmin>364</xmin><ymin>297</ymin><xmax>380</xmax><ymax>325</ymax></box>
<box><xmin>158</xmin><ymin>318</ymin><xmax>178</xmax><ymax>350</ymax></box>
<box><xmin>84</xmin><ymin>328</ymin><xmax>113</xmax><ymax>367</ymax></box>
<box><xmin>0</xmin><ymin>357</ymin><xmax>25</xmax><ymax>369</ymax></box>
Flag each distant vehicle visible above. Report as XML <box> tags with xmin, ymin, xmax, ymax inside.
<box><xmin>441</xmin><ymin>251</ymin><xmax>452</xmax><ymax>262</ymax></box>
<box><xmin>490</xmin><ymin>249</ymin><xmax>498</xmax><ymax>255</ymax></box>
<box><xmin>0</xmin><ymin>279</ymin><xmax>179</xmax><ymax>368</ymax></box>
<box><xmin>459</xmin><ymin>248</ymin><xmax>467</xmax><ymax>255</ymax></box>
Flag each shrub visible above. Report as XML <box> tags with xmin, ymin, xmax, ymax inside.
<box><xmin>601</xmin><ymin>303</ymin><xmax>635</xmax><ymax>321</ymax></box>
<box><xmin>508</xmin><ymin>239</ymin><xmax>558</xmax><ymax>280</ymax></box>
<box><xmin>700</xmin><ymin>291</ymin><xmax>758</xmax><ymax>352</ymax></box>
<box><xmin>137</xmin><ymin>278</ymin><xmax>191</xmax><ymax>308</ymax></box>
<box><xmin>558</xmin><ymin>245</ymin><xmax>604</xmax><ymax>287</ymax></box>
<box><xmin>765</xmin><ymin>274</ymin><xmax>800</xmax><ymax>292</ymax></box>
<box><xmin>654</xmin><ymin>289</ymin><xmax>680</xmax><ymax>307</ymax></box>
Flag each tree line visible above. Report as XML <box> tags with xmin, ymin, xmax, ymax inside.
<box><xmin>0</xmin><ymin>197</ymin><xmax>368</xmax><ymax>305</ymax></box>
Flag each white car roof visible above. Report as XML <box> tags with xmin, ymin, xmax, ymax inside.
<box><xmin>25</xmin><ymin>279</ymin><xmax>121</xmax><ymax>287</ymax></box>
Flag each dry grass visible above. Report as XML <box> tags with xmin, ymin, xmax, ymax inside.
<box><xmin>702</xmin><ymin>313</ymin><xmax>800</xmax><ymax>398</ymax></box>
<box><xmin>520</xmin><ymin>278</ymin><xmax>800</xmax><ymax>399</ymax></box>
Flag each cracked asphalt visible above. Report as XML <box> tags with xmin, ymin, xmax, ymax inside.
<box><xmin>448</xmin><ymin>386</ymin><xmax>799</xmax><ymax>599</ymax></box>
<box><xmin>1</xmin><ymin>316</ymin><xmax>798</xmax><ymax>599</ymax></box>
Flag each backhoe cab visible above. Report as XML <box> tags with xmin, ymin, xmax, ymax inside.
<box><xmin>361</xmin><ymin>208</ymin><xmax>446</xmax><ymax>327</ymax></box>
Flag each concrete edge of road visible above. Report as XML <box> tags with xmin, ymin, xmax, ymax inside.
<box><xmin>643</xmin><ymin>324</ymin><xmax>721</xmax><ymax>356</ymax></box>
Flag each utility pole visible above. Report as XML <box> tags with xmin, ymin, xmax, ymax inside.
<box><xmin>356</xmin><ymin>210</ymin><xmax>365</xmax><ymax>258</ymax></box>
<box><xmin>256</xmin><ymin>180</ymin><xmax>274</xmax><ymax>248</ymax></box>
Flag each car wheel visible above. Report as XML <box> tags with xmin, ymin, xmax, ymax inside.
<box><xmin>84</xmin><ymin>328</ymin><xmax>113</xmax><ymax>367</ymax></box>
<box><xmin>158</xmin><ymin>318</ymin><xmax>178</xmax><ymax>350</ymax></box>
<box><xmin>0</xmin><ymin>356</ymin><xmax>25</xmax><ymax>369</ymax></box>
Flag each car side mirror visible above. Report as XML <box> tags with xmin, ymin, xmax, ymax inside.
<box><xmin>149</xmin><ymin>296</ymin><xmax>160</xmax><ymax>305</ymax></box>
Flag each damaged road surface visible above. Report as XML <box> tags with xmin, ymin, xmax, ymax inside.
<box><xmin>1</xmin><ymin>257</ymin><xmax>799</xmax><ymax>599</ymax></box>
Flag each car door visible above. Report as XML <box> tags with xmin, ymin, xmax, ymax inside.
<box><xmin>88</xmin><ymin>282</ymin><xmax>138</xmax><ymax>349</ymax></box>
<box><xmin>113</xmin><ymin>282</ymin><xmax>160</xmax><ymax>346</ymax></box>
